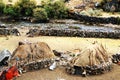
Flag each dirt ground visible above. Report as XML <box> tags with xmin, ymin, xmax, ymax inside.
<box><xmin>0</xmin><ymin>36</ymin><xmax>120</xmax><ymax>55</ymax></box>
<box><xmin>16</xmin><ymin>64</ymin><xmax>120</xmax><ymax>80</ymax></box>
<box><xmin>0</xmin><ymin>28</ymin><xmax>120</xmax><ymax>80</ymax></box>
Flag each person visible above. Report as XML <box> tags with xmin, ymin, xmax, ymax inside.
<box><xmin>0</xmin><ymin>64</ymin><xmax>20</xmax><ymax>80</ymax></box>
<box><xmin>5</xmin><ymin>65</ymin><xmax>20</xmax><ymax>80</ymax></box>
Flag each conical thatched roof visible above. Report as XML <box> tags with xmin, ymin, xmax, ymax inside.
<box><xmin>71</xmin><ymin>42</ymin><xmax>109</xmax><ymax>66</ymax></box>
<box><xmin>12</xmin><ymin>41</ymin><xmax>55</xmax><ymax>62</ymax></box>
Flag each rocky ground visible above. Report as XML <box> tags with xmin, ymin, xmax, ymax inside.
<box><xmin>16</xmin><ymin>64</ymin><xmax>120</xmax><ymax>80</ymax></box>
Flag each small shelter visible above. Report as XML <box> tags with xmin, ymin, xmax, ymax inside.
<box><xmin>67</xmin><ymin>42</ymin><xmax>112</xmax><ymax>76</ymax></box>
<box><xmin>12</xmin><ymin>41</ymin><xmax>55</xmax><ymax>62</ymax></box>
<box><xmin>11</xmin><ymin>41</ymin><xmax>55</xmax><ymax>71</ymax></box>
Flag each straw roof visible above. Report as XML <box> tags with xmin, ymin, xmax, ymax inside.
<box><xmin>71</xmin><ymin>42</ymin><xmax>109</xmax><ymax>66</ymax></box>
<box><xmin>12</xmin><ymin>41</ymin><xmax>55</xmax><ymax>61</ymax></box>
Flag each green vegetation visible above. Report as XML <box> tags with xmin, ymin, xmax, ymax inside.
<box><xmin>14</xmin><ymin>0</ymin><xmax>36</xmax><ymax>16</ymax></box>
<box><xmin>0</xmin><ymin>0</ymin><xmax>68</xmax><ymax>21</ymax></box>
<box><xmin>33</xmin><ymin>8</ymin><xmax>48</xmax><ymax>20</ymax></box>
<box><xmin>0</xmin><ymin>1</ymin><xmax>5</xmax><ymax>15</ymax></box>
<box><xmin>4</xmin><ymin>5</ymin><xmax>20</xmax><ymax>17</ymax></box>
<box><xmin>43</xmin><ymin>0</ymin><xmax>68</xmax><ymax>19</ymax></box>
<box><xmin>69</xmin><ymin>26</ymin><xmax>80</xmax><ymax>29</ymax></box>
<box><xmin>79</xmin><ymin>8</ymin><xmax>102</xmax><ymax>16</ymax></box>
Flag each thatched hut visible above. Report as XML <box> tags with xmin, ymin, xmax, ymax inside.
<box><xmin>11</xmin><ymin>41</ymin><xmax>55</xmax><ymax>72</ymax></box>
<box><xmin>67</xmin><ymin>42</ymin><xmax>112</xmax><ymax>76</ymax></box>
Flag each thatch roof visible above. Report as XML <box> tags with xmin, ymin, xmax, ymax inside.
<box><xmin>71</xmin><ymin>42</ymin><xmax>109</xmax><ymax>66</ymax></box>
<box><xmin>12</xmin><ymin>41</ymin><xmax>55</xmax><ymax>62</ymax></box>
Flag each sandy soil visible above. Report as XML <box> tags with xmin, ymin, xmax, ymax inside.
<box><xmin>0</xmin><ymin>28</ymin><xmax>120</xmax><ymax>80</ymax></box>
<box><xmin>0</xmin><ymin>36</ymin><xmax>120</xmax><ymax>54</ymax></box>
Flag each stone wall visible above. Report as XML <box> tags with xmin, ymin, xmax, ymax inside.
<box><xmin>69</xmin><ymin>12</ymin><xmax>120</xmax><ymax>25</ymax></box>
<box><xmin>27</xmin><ymin>29</ymin><xmax>120</xmax><ymax>39</ymax></box>
<box><xmin>0</xmin><ymin>28</ymin><xmax>20</xmax><ymax>36</ymax></box>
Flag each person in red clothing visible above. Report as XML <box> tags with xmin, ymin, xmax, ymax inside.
<box><xmin>6</xmin><ymin>65</ymin><xmax>20</xmax><ymax>80</ymax></box>
<box><xmin>0</xmin><ymin>64</ymin><xmax>20</xmax><ymax>80</ymax></box>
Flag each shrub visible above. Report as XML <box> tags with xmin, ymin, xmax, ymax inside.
<box><xmin>79</xmin><ymin>10</ymin><xmax>90</xmax><ymax>16</ymax></box>
<box><xmin>15</xmin><ymin>0</ymin><xmax>36</xmax><ymax>16</ymax></box>
<box><xmin>0</xmin><ymin>1</ymin><xmax>5</xmax><ymax>15</ymax></box>
<box><xmin>87</xmin><ymin>8</ymin><xmax>95</xmax><ymax>16</ymax></box>
<box><xmin>4</xmin><ymin>5</ymin><xmax>16</xmax><ymax>17</ymax></box>
<box><xmin>43</xmin><ymin>0</ymin><xmax>68</xmax><ymax>19</ymax></box>
<box><xmin>33</xmin><ymin>8</ymin><xmax>48</xmax><ymax>20</ymax></box>
<box><xmin>94</xmin><ymin>9</ymin><xmax>102</xmax><ymax>16</ymax></box>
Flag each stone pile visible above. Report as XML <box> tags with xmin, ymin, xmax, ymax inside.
<box><xmin>27</xmin><ymin>29</ymin><xmax>120</xmax><ymax>39</ymax></box>
<box><xmin>66</xmin><ymin>62</ymin><xmax>112</xmax><ymax>76</ymax></box>
<box><xmin>112</xmin><ymin>53</ymin><xmax>120</xmax><ymax>64</ymax></box>
<box><xmin>0</xmin><ymin>24</ymin><xmax>6</xmax><ymax>28</ymax></box>
<box><xmin>19</xmin><ymin>59</ymin><xmax>54</xmax><ymax>72</ymax></box>
<box><xmin>0</xmin><ymin>28</ymin><xmax>20</xmax><ymax>36</ymax></box>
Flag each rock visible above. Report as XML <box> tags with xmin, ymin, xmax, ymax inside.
<box><xmin>0</xmin><ymin>28</ymin><xmax>20</xmax><ymax>36</ymax></box>
<box><xmin>112</xmin><ymin>53</ymin><xmax>120</xmax><ymax>64</ymax></box>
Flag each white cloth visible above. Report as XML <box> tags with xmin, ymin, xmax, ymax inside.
<box><xmin>49</xmin><ymin>62</ymin><xmax>57</xmax><ymax>70</ymax></box>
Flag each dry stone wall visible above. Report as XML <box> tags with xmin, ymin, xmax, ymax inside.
<box><xmin>0</xmin><ymin>28</ymin><xmax>20</xmax><ymax>36</ymax></box>
<box><xmin>27</xmin><ymin>29</ymin><xmax>120</xmax><ymax>39</ymax></box>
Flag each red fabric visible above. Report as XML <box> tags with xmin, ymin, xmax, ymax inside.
<box><xmin>5</xmin><ymin>65</ymin><xmax>20</xmax><ymax>80</ymax></box>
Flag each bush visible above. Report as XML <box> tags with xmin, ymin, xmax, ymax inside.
<box><xmin>79</xmin><ymin>10</ymin><xmax>90</xmax><ymax>16</ymax></box>
<box><xmin>4</xmin><ymin>5</ymin><xmax>17</xmax><ymax>17</ymax></box>
<box><xmin>15</xmin><ymin>0</ymin><xmax>36</xmax><ymax>16</ymax></box>
<box><xmin>94</xmin><ymin>9</ymin><xmax>102</xmax><ymax>16</ymax></box>
<box><xmin>33</xmin><ymin>8</ymin><xmax>48</xmax><ymax>20</ymax></box>
<box><xmin>0</xmin><ymin>1</ymin><xmax>5</xmax><ymax>15</ymax></box>
<box><xmin>43</xmin><ymin>0</ymin><xmax>68</xmax><ymax>19</ymax></box>
<box><xmin>87</xmin><ymin>8</ymin><xmax>95</xmax><ymax>16</ymax></box>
